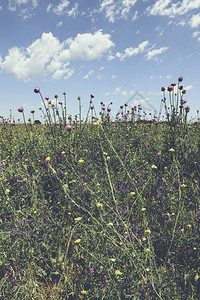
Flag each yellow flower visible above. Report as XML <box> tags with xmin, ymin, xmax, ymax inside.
<box><xmin>106</xmin><ymin>156</ymin><xmax>110</xmax><ymax>161</ymax></box>
<box><xmin>74</xmin><ymin>239</ymin><xmax>81</xmax><ymax>244</ymax></box>
<box><xmin>195</xmin><ymin>274</ymin><xmax>200</xmax><ymax>281</ymax></box>
<box><xmin>169</xmin><ymin>148</ymin><xmax>175</xmax><ymax>152</ymax></box>
<box><xmin>45</xmin><ymin>157</ymin><xmax>50</xmax><ymax>162</ymax></box>
<box><xmin>115</xmin><ymin>270</ymin><xmax>122</xmax><ymax>276</ymax></box>
<box><xmin>130</xmin><ymin>192</ymin><xmax>136</xmax><ymax>196</ymax></box>
<box><xmin>103</xmin><ymin>152</ymin><xmax>108</xmax><ymax>156</ymax></box>
<box><xmin>96</xmin><ymin>202</ymin><xmax>103</xmax><ymax>208</ymax></box>
<box><xmin>145</xmin><ymin>229</ymin><xmax>151</xmax><ymax>234</ymax></box>
<box><xmin>141</xmin><ymin>208</ymin><xmax>146</xmax><ymax>211</ymax></box>
<box><xmin>110</xmin><ymin>258</ymin><xmax>116</xmax><ymax>262</ymax></box>
<box><xmin>81</xmin><ymin>290</ymin><xmax>88</xmax><ymax>295</ymax></box>
<box><xmin>107</xmin><ymin>222</ymin><xmax>113</xmax><ymax>226</ymax></box>
<box><xmin>75</xmin><ymin>217</ymin><xmax>82</xmax><ymax>222</ymax></box>
<box><xmin>151</xmin><ymin>165</ymin><xmax>157</xmax><ymax>169</ymax></box>
<box><xmin>78</xmin><ymin>159</ymin><xmax>84</xmax><ymax>164</ymax></box>
<box><xmin>181</xmin><ymin>184</ymin><xmax>186</xmax><ymax>188</ymax></box>
<box><xmin>5</xmin><ymin>189</ymin><xmax>10</xmax><ymax>195</ymax></box>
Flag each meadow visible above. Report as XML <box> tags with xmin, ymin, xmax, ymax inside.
<box><xmin>0</xmin><ymin>78</ymin><xmax>200</xmax><ymax>299</ymax></box>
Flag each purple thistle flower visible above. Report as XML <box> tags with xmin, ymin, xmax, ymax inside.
<box><xmin>18</xmin><ymin>106</ymin><xmax>24</xmax><ymax>113</ymax></box>
<box><xmin>66</xmin><ymin>125</ymin><xmax>72</xmax><ymax>131</ymax></box>
<box><xmin>34</xmin><ymin>87</ymin><xmax>40</xmax><ymax>93</ymax></box>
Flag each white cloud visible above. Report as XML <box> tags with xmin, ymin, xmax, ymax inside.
<box><xmin>56</xmin><ymin>21</ymin><xmax>63</xmax><ymax>28</ymax></box>
<box><xmin>189</xmin><ymin>13</ymin><xmax>200</xmax><ymax>28</ymax></box>
<box><xmin>114</xmin><ymin>86</ymin><xmax>128</xmax><ymax>96</ymax></box>
<box><xmin>100</xmin><ymin>0</ymin><xmax>137</xmax><ymax>22</ymax></box>
<box><xmin>114</xmin><ymin>41</ymin><xmax>149</xmax><ymax>60</ymax></box>
<box><xmin>53</xmin><ymin>0</ymin><xmax>70</xmax><ymax>15</ymax></box>
<box><xmin>147</xmin><ymin>0</ymin><xmax>200</xmax><ymax>18</ymax></box>
<box><xmin>83</xmin><ymin>70</ymin><xmax>94</xmax><ymax>79</ymax></box>
<box><xmin>8</xmin><ymin>0</ymin><xmax>38</xmax><ymax>12</ymax></box>
<box><xmin>146</xmin><ymin>46</ymin><xmax>168</xmax><ymax>61</ymax></box>
<box><xmin>47</xmin><ymin>0</ymin><xmax>79</xmax><ymax>16</ymax></box>
<box><xmin>2</xmin><ymin>30</ymin><xmax>114</xmax><ymax>81</ymax></box>
<box><xmin>193</xmin><ymin>31</ymin><xmax>200</xmax><ymax>37</ymax></box>
<box><xmin>67</xmin><ymin>3</ymin><xmax>79</xmax><ymax>17</ymax></box>
<box><xmin>111</xmin><ymin>74</ymin><xmax>116</xmax><ymax>79</ymax></box>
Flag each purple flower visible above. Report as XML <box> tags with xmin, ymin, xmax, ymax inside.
<box><xmin>66</xmin><ymin>125</ymin><xmax>72</xmax><ymax>131</ymax></box>
<box><xmin>45</xmin><ymin>96</ymin><xmax>49</xmax><ymax>100</ymax></box>
<box><xmin>34</xmin><ymin>87</ymin><xmax>40</xmax><ymax>93</ymax></box>
<box><xmin>178</xmin><ymin>76</ymin><xmax>183</xmax><ymax>82</ymax></box>
<box><xmin>90</xmin><ymin>94</ymin><xmax>94</xmax><ymax>98</ymax></box>
<box><xmin>31</xmin><ymin>110</ymin><xmax>35</xmax><ymax>113</ymax></box>
<box><xmin>107</xmin><ymin>107</ymin><xmax>111</xmax><ymax>112</ymax></box>
<box><xmin>168</xmin><ymin>86</ymin><xmax>173</xmax><ymax>92</ymax></box>
<box><xmin>18</xmin><ymin>106</ymin><xmax>24</xmax><ymax>113</ymax></box>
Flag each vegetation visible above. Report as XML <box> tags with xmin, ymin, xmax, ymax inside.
<box><xmin>0</xmin><ymin>77</ymin><xmax>200</xmax><ymax>299</ymax></box>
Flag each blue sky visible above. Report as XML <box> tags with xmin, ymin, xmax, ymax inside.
<box><xmin>0</xmin><ymin>0</ymin><xmax>200</xmax><ymax>122</ymax></box>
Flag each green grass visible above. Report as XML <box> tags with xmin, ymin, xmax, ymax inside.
<box><xmin>0</xmin><ymin>120</ymin><xmax>200</xmax><ymax>299</ymax></box>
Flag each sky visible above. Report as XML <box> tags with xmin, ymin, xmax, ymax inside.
<box><xmin>0</xmin><ymin>0</ymin><xmax>200</xmax><ymax>123</ymax></box>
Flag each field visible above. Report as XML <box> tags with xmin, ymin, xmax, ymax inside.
<box><xmin>0</xmin><ymin>82</ymin><xmax>200</xmax><ymax>299</ymax></box>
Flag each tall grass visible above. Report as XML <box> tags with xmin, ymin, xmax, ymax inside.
<box><xmin>0</xmin><ymin>78</ymin><xmax>200</xmax><ymax>299</ymax></box>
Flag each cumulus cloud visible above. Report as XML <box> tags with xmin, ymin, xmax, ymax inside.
<box><xmin>146</xmin><ymin>46</ymin><xmax>168</xmax><ymax>61</ymax></box>
<box><xmin>2</xmin><ymin>30</ymin><xmax>114</xmax><ymax>81</ymax></box>
<box><xmin>114</xmin><ymin>41</ymin><xmax>149</xmax><ymax>60</ymax></box>
<box><xmin>100</xmin><ymin>0</ymin><xmax>137</xmax><ymax>22</ymax></box>
<box><xmin>147</xmin><ymin>0</ymin><xmax>200</xmax><ymax>19</ymax></box>
<box><xmin>189</xmin><ymin>13</ymin><xmax>200</xmax><ymax>28</ymax></box>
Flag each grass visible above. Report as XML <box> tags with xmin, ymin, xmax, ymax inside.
<box><xmin>0</xmin><ymin>78</ymin><xmax>200</xmax><ymax>299</ymax></box>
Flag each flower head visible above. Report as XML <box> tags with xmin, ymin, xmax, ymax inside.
<box><xmin>34</xmin><ymin>87</ymin><xmax>40</xmax><ymax>93</ymax></box>
<box><xmin>168</xmin><ymin>86</ymin><xmax>173</xmax><ymax>92</ymax></box>
<box><xmin>18</xmin><ymin>106</ymin><xmax>24</xmax><ymax>113</ymax></box>
<box><xmin>90</xmin><ymin>94</ymin><xmax>94</xmax><ymax>98</ymax></box>
<box><xmin>178</xmin><ymin>76</ymin><xmax>183</xmax><ymax>82</ymax></box>
<box><xmin>66</xmin><ymin>125</ymin><xmax>72</xmax><ymax>131</ymax></box>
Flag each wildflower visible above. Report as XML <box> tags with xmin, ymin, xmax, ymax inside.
<box><xmin>5</xmin><ymin>189</ymin><xmax>10</xmax><ymax>195</ymax></box>
<box><xmin>78</xmin><ymin>159</ymin><xmax>84</xmax><ymax>164</ymax></box>
<box><xmin>115</xmin><ymin>270</ymin><xmax>122</xmax><ymax>276</ymax></box>
<box><xmin>178</xmin><ymin>76</ymin><xmax>183</xmax><ymax>82</ymax></box>
<box><xmin>181</xmin><ymin>184</ymin><xmax>186</xmax><ymax>188</ymax></box>
<box><xmin>81</xmin><ymin>290</ymin><xmax>88</xmax><ymax>295</ymax></box>
<box><xmin>151</xmin><ymin>165</ymin><xmax>157</xmax><ymax>169</ymax></box>
<box><xmin>74</xmin><ymin>239</ymin><xmax>81</xmax><ymax>244</ymax></box>
<box><xmin>90</xmin><ymin>94</ymin><xmax>94</xmax><ymax>98</ymax></box>
<box><xmin>145</xmin><ymin>229</ymin><xmax>151</xmax><ymax>234</ymax></box>
<box><xmin>45</xmin><ymin>96</ymin><xmax>49</xmax><ymax>100</ymax></box>
<box><xmin>168</xmin><ymin>86</ymin><xmax>173</xmax><ymax>92</ymax></box>
<box><xmin>66</xmin><ymin>125</ymin><xmax>72</xmax><ymax>131</ymax></box>
<box><xmin>130</xmin><ymin>192</ymin><xmax>136</xmax><ymax>196</ymax></box>
<box><xmin>96</xmin><ymin>202</ymin><xmax>103</xmax><ymax>208</ymax></box>
<box><xmin>18</xmin><ymin>106</ymin><xmax>24</xmax><ymax>113</ymax></box>
<box><xmin>195</xmin><ymin>274</ymin><xmax>200</xmax><ymax>281</ymax></box>
<box><xmin>31</xmin><ymin>110</ymin><xmax>35</xmax><ymax>113</ymax></box>
<box><xmin>103</xmin><ymin>152</ymin><xmax>108</xmax><ymax>156</ymax></box>
<box><xmin>75</xmin><ymin>217</ymin><xmax>82</xmax><ymax>222</ymax></box>
<box><xmin>107</xmin><ymin>222</ymin><xmax>113</xmax><ymax>226</ymax></box>
<box><xmin>45</xmin><ymin>157</ymin><xmax>50</xmax><ymax>162</ymax></box>
<box><xmin>161</xmin><ymin>87</ymin><xmax>165</xmax><ymax>91</ymax></box>
<box><xmin>141</xmin><ymin>208</ymin><xmax>146</xmax><ymax>212</ymax></box>
<box><xmin>34</xmin><ymin>87</ymin><xmax>40</xmax><ymax>93</ymax></box>
<box><xmin>110</xmin><ymin>258</ymin><xmax>116</xmax><ymax>262</ymax></box>
<box><xmin>187</xmin><ymin>224</ymin><xmax>192</xmax><ymax>228</ymax></box>
<box><xmin>169</xmin><ymin>148</ymin><xmax>175</xmax><ymax>152</ymax></box>
<box><xmin>106</xmin><ymin>156</ymin><xmax>110</xmax><ymax>161</ymax></box>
